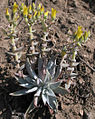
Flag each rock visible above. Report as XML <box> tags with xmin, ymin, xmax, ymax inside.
<box><xmin>88</xmin><ymin>111</ymin><xmax>95</xmax><ymax>119</ymax></box>
<box><xmin>91</xmin><ymin>73</ymin><xmax>95</xmax><ymax>95</ymax></box>
<box><xmin>50</xmin><ymin>0</ymin><xmax>57</xmax><ymax>4</ymax></box>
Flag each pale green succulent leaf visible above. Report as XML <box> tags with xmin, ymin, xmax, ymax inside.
<box><xmin>38</xmin><ymin>57</ymin><xmax>45</xmax><ymax>79</ymax></box>
<box><xmin>24</xmin><ymin>76</ymin><xmax>36</xmax><ymax>84</ymax></box>
<box><xmin>10</xmin><ymin>87</ymin><xmax>38</xmax><ymax>96</ymax></box>
<box><xmin>14</xmin><ymin>76</ymin><xmax>28</xmax><ymax>84</ymax></box>
<box><xmin>44</xmin><ymin>70</ymin><xmax>51</xmax><ymax>82</ymax></box>
<box><xmin>26</xmin><ymin>58</ymin><xmax>38</xmax><ymax>79</ymax></box>
<box><xmin>49</xmin><ymin>81</ymin><xmax>61</xmax><ymax>90</ymax></box>
<box><xmin>20</xmin><ymin>83</ymin><xmax>34</xmax><ymax>88</ymax></box>
<box><xmin>72</xmin><ymin>62</ymin><xmax>79</xmax><ymax>67</ymax></box>
<box><xmin>42</xmin><ymin>93</ymin><xmax>47</xmax><ymax>105</ymax></box>
<box><xmin>14</xmin><ymin>46</ymin><xmax>24</xmax><ymax>53</ymax></box>
<box><xmin>53</xmin><ymin>65</ymin><xmax>62</xmax><ymax>80</ymax></box>
<box><xmin>34</xmin><ymin>87</ymin><xmax>42</xmax><ymax>97</ymax></box>
<box><xmin>62</xmin><ymin>63</ymin><xmax>69</xmax><ymax>68</ymax></box>
<box><xmin>47</xmin><ymin>95</ymin><xmax>57</xmax><ymax>111</ymax></box>
<box><xmin>47</xmin><ymin>59</ymin><xmax>56</xmax><ymax>78</ymax></box>
<box><xmin>54</xmin><ymin>86</ymin><xmax>69</xmax><ymax>96</ymax></box>
<box><xmin>46</xmin><ymin>88</ymin><xmax>56</xmax><ymax>97</ymax></box>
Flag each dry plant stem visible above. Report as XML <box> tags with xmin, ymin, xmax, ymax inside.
<box><xmin>78</xmin><ymin>55</ymin><xmax>95</xmax><ymax>72</ymax></box>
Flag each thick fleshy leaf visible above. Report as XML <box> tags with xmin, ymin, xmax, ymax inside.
<box><xmin>44</xmin><ymin>70</ymin><xmax>51</xmax><ymax>82</ymax></box>
<box><xmin>67</xmin><ymin>67</ymin><xmax>74</xmax><ymax>71</ymax></box>
<box><xmin>47</xmin><ymin>95</ymin><xmax>57</xmax><ymax>111</ymax></box>
<box><xmin>10</xmin><ymin>89</ymin><xmax>29</xmax><ymax>96</ymax></box>
<box><xmin>14</xmin><ymin>76</ymin><xmax>28</xmax><ymax>84</ymax></box>
<box><xmin>38</xmin><ymin>57</ymin><xmax>46</xmax><ymax>80</ymax></box>
<box><xmin>42</xmin><ymin>48</ymin><xmax>51</xmax><ymax>52</ymax></box>
<box><xmin>49</xmin><ymin>81</ymin><xmax>61</xmax><ymax>90</ymax></box>
<box><xmin>10</xmin><ymin>87</ymin><xmax>38</xmax><ymax>96</ymax></box>
<box><xmin>20</xmin><ymin>83</ymin><xmax>33</xmax><ymax>88</ymax></box>
<box><xmin>24</xmin><ymin>76</ymin><xmax>36</xmax><ymax>84</ymax></box>
<box><xmin>47</xmin><ymin>59</ymin><xmax>56</xmax><ymax>78</ymax></box>
<box><xmin>34</xmin><ymin>87</ymin><xmax>42</xmax><ymax>97</ymax></box>
<box><xmin>19</xmin><ymin>64</ymin><xmax>25</xmax><ymax>70</ymax></box>
<box><xmin>45</xmin><ymin>88</ymin><xmax>56</xmax><ymax>97</ymax></box>
<box><xmin>65</xmin><ymin>80</ymin><xmax>72</xmax><ymax>90</ymax></box>
<box><xmin>42</xmin><ymin>92</ymin><xmax>47</xmax><ymax>105</ymax></box>
<box><xmin>72</xmin><ymin>62</ymin><xmax>79</xmax><ymax>67</ymax></box>
<box><xmin>26</xmin><ymin>87</ymin><xmax>38</xmax><ymax>93</ymax></box>
<box><xmin>26</xmin><ymin>58</ymin><xmax>38</xmax><ymax>79</ymax></box>
<box><xmin>53</xmin><ymin>65</ymin><xmax>62</xmax><ymax>80</ymax></box>
<box><xmin>54</xmin><ymin>86</ymin><xmax>69</xmax><ymax>96</ymax></box>
<box><xmin>34</xmin><ymin>97</ymin><xmax>38</xmax><ymax>107</ymax></box>
<box><xmin>7</xmin><ymin>52</ymin><xmax>16</xmax><ymax>56</ymax></box>
<box><xmin>70</xmin><ymin>73</ymin><xmax>78</xmax><ymax>77</ymax></box>
<box><xmin>14</xmin><ymin>38</ymin><xmax>19</xmax><ymax>42</ymax></box>
<box><xmin>62</xmin><ymin>63</ymin><xmax>69</xmax><ymax>68</ymax></box>
<box><xmin>14</xmin><ymin>46</ymin><xmax>24</xmax><ymax>53</ymax></box>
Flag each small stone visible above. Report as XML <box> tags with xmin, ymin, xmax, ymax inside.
<box><xmin>80</xmin><ymin>110</ymin><xmax>83</xmax><ymax>116</ymax></box>
<box><xmin>50</xmin><ymin>0</ymin><xmax>57</xmax><ymax>4</ymax></box>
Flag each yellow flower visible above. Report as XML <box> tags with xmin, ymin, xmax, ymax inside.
<box><xmin>28</xmin><ymin>14</ymin><xmax>32</xmax><ymax>19</ymax></box>
<box><xmin>40</xmin><ymin>5</ymin><xmax>44</xmax><ymax>14</ymax></box>
<box><xmin>38</xmin><ymin>4</ymin><xmax>41</xmax><ymax>10</ymax></box>
<box><xmin>13</xmin><ymin>2</ymin><xmax>18</xmax><ymax>14</ymax></box>
<box><xmin>21</xmin><ymin>3</ymin><xmax>24</xmax><ymax>7</ymax></box>
<box><xmin>51</xmin><ymin>8</ymin><xmax>56</xmax><ymax>20</ymax></box>
<box><xmin>20</xmin><ymin>3</ymin><xmax>24</xmax><ymax>11</ymax></box>
<box><xmin>44</xmin><ymin>11</ymin><xmax>49</xmax><ymax>19</ymax></box>
<box><xmin>6</xmin><ymin>8</ymin><xmax>10</xmax><ymax>16</ymax></box>
<box><xmin>37</xmin><ymin>11</ymin><xmax>41</xmax><ymax>18</ymax></box>
<box><xmin>75</xmin><ymin>26</ymin><xmax>83</xmax><ymax>39</ymax></box>
<box><xmin>33</xmin><ymin>11</ymin><xmax>37</xmax><ymax>18</ymax></box>
<box><xmin>15</xmin><ymin>15</ymin><xmax>19</xmax><ymax>21</ymax></box>
<box><xmin>23</xmin><ymin>5</ymin><xmax>28</xmax><ymax>17</ymax></box>
<box><xmin>33</xmin><ymin>2</ymin><xmax>35</xmax><ymax>9</ymax></box>
<box><xmin>28</xmin><ymin>4</ymin><xmax>32</xmax><ymax>13</ymax></box>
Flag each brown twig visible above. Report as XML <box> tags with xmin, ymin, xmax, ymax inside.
<box><xmin>78</xmin><ymin>55</ymin><xmax>95</xmax><ymax>72</ymax></box>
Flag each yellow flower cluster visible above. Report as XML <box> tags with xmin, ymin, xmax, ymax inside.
<box><xmin>23</xmin><ymin>5</ymin><xmax>28</xmax><ymax>17</ymax></box>
<box><xmin>5</xmin><ymin>2</ymin><xmax>57</xmax><ymax>22</ymax></box>
<box><xmin>21</xmin><ymin>3</ymin><xmax>56</xmax><ymax>20</ymax></box>
<box><xmin>13</xmin><ymin>2</ymin><xmax>18</xmax><ymax>14</ymax></box>
<box><xmin>75</xmin><ymin>26</ymin><xmax>83</xmax><ymax>39</ymax></box>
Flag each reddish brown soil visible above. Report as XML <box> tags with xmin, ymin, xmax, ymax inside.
<box><xmin>0</xmin><ymin>0</ymin><xmax>95</xmax><ymax>119</ymax></box>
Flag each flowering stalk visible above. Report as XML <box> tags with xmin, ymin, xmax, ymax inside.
<box><xmin>10</xmin><ymin>25</ymin><xmax>20</xmax><ymax>68</ymax></box>
<box><xmin>5</xmin><ymin>2</ymin><xmax>22</xmax><ymax>68</ymax></box>
<box><xmin>21</xmin><ymin>4</ymin><xmax>38</xmax><ymax>58</ymax></box>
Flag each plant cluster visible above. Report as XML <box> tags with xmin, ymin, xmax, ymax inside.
<box><xmin>4</xmin><ymin>1</ymin><xmax>90</xmax><ymax>118</ymax></box>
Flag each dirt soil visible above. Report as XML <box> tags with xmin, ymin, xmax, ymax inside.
<box><xmin>0</xmin><ymin>0</ymin><xmax>95</xmax><ymax>119</ymax></box>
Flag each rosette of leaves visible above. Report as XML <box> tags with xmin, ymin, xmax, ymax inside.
<box><xmin>10</xmin><ymin>57</ymin><xmax>68</xmax><ymax>116</ymax></box>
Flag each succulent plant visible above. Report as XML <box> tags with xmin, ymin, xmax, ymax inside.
<box><xmin>10</xmin><ymin>57</ymin><xmax>68</xmax><ymax>115</ymax></box>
